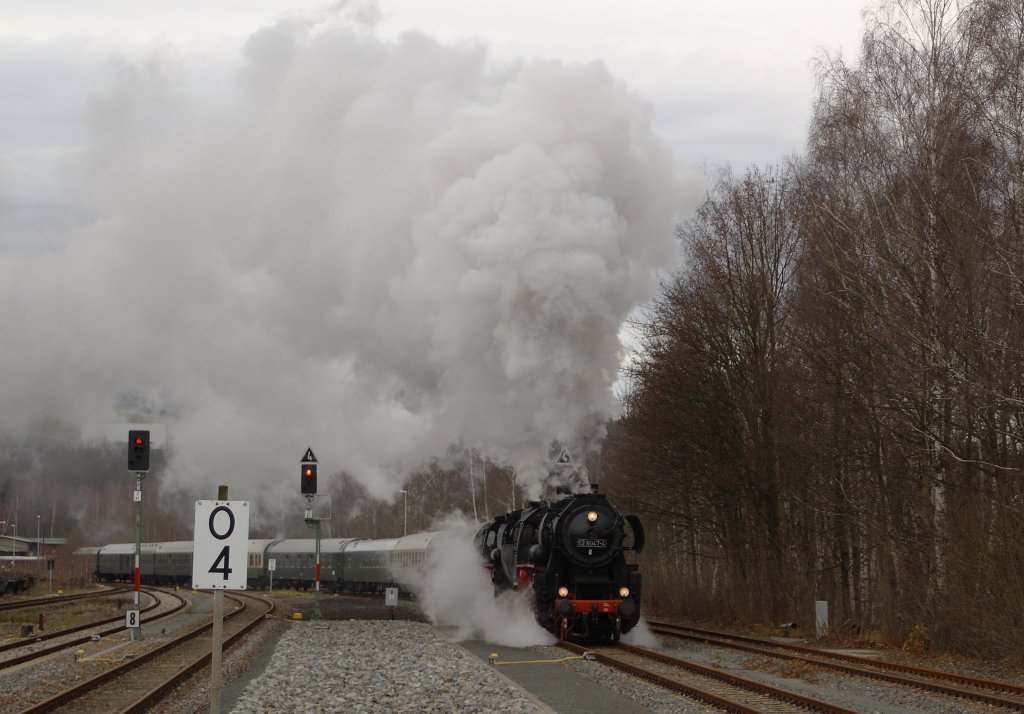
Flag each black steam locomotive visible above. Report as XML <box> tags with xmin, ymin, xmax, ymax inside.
<box><xmin>475</xmin><ymin>485</ymin><xmax>644</xmax><ymax>641</ymax></box>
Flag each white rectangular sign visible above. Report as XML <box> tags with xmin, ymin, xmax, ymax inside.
<box><xmin>815</xmin><ymin>600</ymin><xmax>829</xmax><ymax>639</ymax></box>
<box><xmin>125</xmin><ymin>609</ymin><xmax>140</xmax><ymax>629</ymax></box>
<box><xmin>192</xmin><ymin>500</ymin><xmax>250</xmax><ymax>590</ymax></box>
<box><xmin>268</xmin><ymin>558</ymin><xmax>276</xmax><ymax>572</ymax></box>
<box><xmin>385</xmin><ymin>587</ymin><xmax>399</xmax><ymax>607</ymax></box>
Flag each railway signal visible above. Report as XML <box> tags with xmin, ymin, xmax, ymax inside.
<box><xmin>301</xmin><ymin>463</ymin><xmax>318</xmax><ymax>494</ymax></box>
<box><xmin>300</xmin><ymin>447</ymin><xmax>318</xmax><ymax>495</ymax></box>
<box><xmin>300</xmin><ymin>447</ymin><xmax>324</xmax><ymax>619</ymax></box>
<box><xmin>128</xmin><ymin>430</ymin><xmax>150</xmax><ymax>472</ymax></box>
<box><xmin>127</xmin><ymin>429</ymin><xmax>151</xmax><ymax>642</ymax></box>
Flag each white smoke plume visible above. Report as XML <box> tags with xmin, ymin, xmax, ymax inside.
<box><xmin>622</xmin><ymin>616</ymin><xmax>660</xmax><ymax>647</ymax></box>
<box><xmin>0</xmin><ymin>6</ymin><xmax>684</xmax><ymax>498</ymax></box>
<box><xmin>413</xmin><ymin>519</ymin><xmax>554</xmax><ymax>646</ymax></box>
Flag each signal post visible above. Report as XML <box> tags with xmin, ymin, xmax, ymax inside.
<box><xmin>301</xmin><ymin>447</ymin><xmax>328</xmax><ymax>620</ymax></box>
<box><xmin>127</xmin><ymin>430</ymin><xmax>150</xmax><ymax>642</ymax></box>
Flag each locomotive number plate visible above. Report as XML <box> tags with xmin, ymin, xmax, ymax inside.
<box><xmin>576</xmin><ymin>538</ymin><xmax>608</xmax><ymax>549</ymax></box>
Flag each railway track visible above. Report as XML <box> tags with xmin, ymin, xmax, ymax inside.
<box><xmin>649</xmin><ymin>620</ymin><xmax>1024</xmax><ymax>711</ymax></box>
<box><xmin>0</xmin><ymin>588</ymin><xmax>186</xmax><ymax>671</ymax></box>
<box><xmin>559</xmin><ymin>639</ymin><xmax>859</xmax><ymax>713</ymax></box>
<box><xmin>15</xmin><ymin>590</ymin><xmax>274</xmax><ymax>714</ymax></box>
<box><xmin>0</xmin><ymin>585</ymin><xmax>129</xmax><ymax>613</ymax></box>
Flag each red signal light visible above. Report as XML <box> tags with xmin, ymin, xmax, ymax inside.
<box><xmin>128</xmin><ymin>430</ymin><xmax>150</xmax><ymax>472</ymax></box>
<box><xmin>301</xmin><ymin>463</ymin><xmax>318</xmax><ymax>494</ymax></box>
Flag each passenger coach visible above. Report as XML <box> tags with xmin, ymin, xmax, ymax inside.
<box><xmin>81</xmin><ymin>533</ymin><xmax>440</xmax><ymax>593</ymax></box>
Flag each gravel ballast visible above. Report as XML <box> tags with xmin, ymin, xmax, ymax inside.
<box><xmin>227</xmin><ymin>618</ymin><xmax>1020</xmax><ymax>714</ymax></box>
<box><xmin>7</xmin><ymin>589</ymin><xmax>1021</xmax><ymax>714</ymax></box>
<box><xmin>230</xmin><ymin>621</ymin><xmax>544</xmax><ymax>713</ymax></box>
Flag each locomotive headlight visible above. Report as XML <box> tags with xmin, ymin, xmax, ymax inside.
<box><xmin>558</xmin><ymin>586</ymin><xmax>569</xmax><ymax>598</ymax></box>
<box><xmin>619</xmin><ymin>587</ymin><xmax>630</xmax><ymax>598</ymax></box>
<box><xmin>587</xmin><ymin>511</ymin><xmax>598</xmax><ymax>523</ymax></box>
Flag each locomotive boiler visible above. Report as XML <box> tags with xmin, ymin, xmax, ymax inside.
<box><xmin>475</xmin><ymin>485</ymin><xmax>645</xmax><ymax>641</ymax></box>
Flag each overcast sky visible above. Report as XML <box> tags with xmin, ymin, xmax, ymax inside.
<box><xmin>0</xmin><ymin>1</ymin><xmax>872</xmax><ymax>498</ymax></box>
<box><xmin>2</xmin><ymin>0</ymin><xmax>869</xmax><ymax>176</ymax></box>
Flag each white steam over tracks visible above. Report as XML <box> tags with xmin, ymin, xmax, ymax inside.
<box><xmin>0</xmin><ymin>7</ymin><xmax>687</xmax><ymax>496</ymax></box>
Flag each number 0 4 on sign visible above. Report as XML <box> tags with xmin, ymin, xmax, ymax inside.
<box><xmin>192</xmin><ymin>500</ymin><xmax>249</xmax><ymax>590</ymax></box>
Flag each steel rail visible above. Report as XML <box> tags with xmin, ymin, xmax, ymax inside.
<box><xmin>649</xmin><ymin>621</ymin><xmax>1024</xmax><ymax>711</ymax></box>
<box><xmin>0</xmin><ymin>586</ymin><xmax>130</xmax><ymax>613</ymax></box>
<box><xmin>559</xmin><ymin>640</ymin><xmax>859</xmax><ymax>713</ymax></box>
<box><xmin>121</xmin><ymin>591</ymin><xmax>275</xmax><ymax>713</ymax></box>
<box><xmin>15</xmin><ymin>591</ymin><xmax>273</xmax><ymax>714</ymax></box>
<box><xmin>0</xmin><ymin>588</ymin><xmax>185</xmax><ymax>670</ymax></box>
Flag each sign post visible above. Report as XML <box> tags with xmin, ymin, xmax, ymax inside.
<box><xmin>268</xmin><ymin>558</ymin><xmax>276</xmax><ymax>593</ymax></box>
<box><xmin>133</xmin><ymin>472</ymin><xmax>143</xmax><ymax>641</ymax></box>
<box><xmin>385</xmin><ymin>587</ymin><xmax>398</xmax><ymax>620</ymax></box>
<box><xmin>193</xmin><ymin>488</ymin><xmax>249</xmax><ymax>714</ymax></box>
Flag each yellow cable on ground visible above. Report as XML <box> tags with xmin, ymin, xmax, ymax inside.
<box><xmin>490</xmin><ymin>654</ymin><xmax>588</xmax><ymax>666</ymax></box>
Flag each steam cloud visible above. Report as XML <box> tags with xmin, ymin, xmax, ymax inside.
<box><xmin>0</xmin><ymin>7</ymin><xmax>683</xmax><ymax>498</ymax></box>
<box><xmin>414</xmin><ymin>521</ymin><xmax>554</xmax><ymax>646</ymax></box>
<box><xmin>413</xmin><ymin>517</ymin><xmax>653</xmax><ymax>647</ymax></box>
